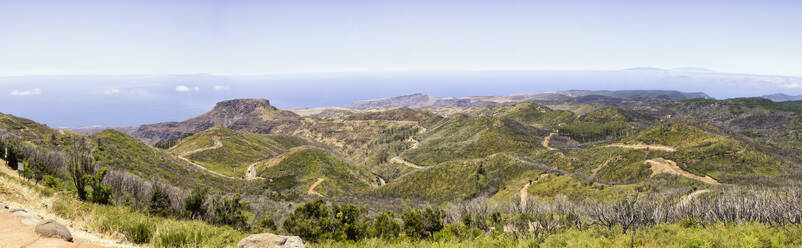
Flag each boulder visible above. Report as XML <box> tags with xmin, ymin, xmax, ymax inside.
<box><xmin>237</xmin><ymin>233</ymin><xmax>305</xmax><ymax>248</ymax></box>
<box><xmin>35</xmin><ymin>220</ymin><xmax>73</xmax><ymax>242</ymax></box>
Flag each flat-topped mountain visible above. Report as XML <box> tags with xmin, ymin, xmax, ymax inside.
<box><xmin>130</xmin><ymin>99</ymin><xmax>302</xmax><ymax>144</ymax></box>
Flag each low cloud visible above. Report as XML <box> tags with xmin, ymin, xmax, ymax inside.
<box><xmin>175</xmin><ymin>85</ymin><xmax>200</xmax><ymax>92</ymax></box>
<box><xmin>9</xmin><ymin>88</ymin><xmax>41</xmax><ymax>96</ymax></box>
<box><xmin>96</xmin><ymin>88</ymin><xmax>121</xmax><ymax>95</ymax></box>
<box><xmin>213</xmin><ymin>85</ymin><xmax>230</xmax><ymax>91</ymax></box>
<box><xmin>783</xmin><ymin>82</ymin><xmax>802</xmax><ymax>89</ymax></box>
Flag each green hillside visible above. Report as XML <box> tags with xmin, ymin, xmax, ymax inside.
<box><xmin>402</xmin><ymin>115</ymin><xmax>550</xmax><ymax>167</ymax></box>
<box><xmin>92</xmin><ymin>129</ymin><xmax>241</xmax><ymax>190</ymax></box>
<box><xmin>169</xmin><ymin>126</ymin><xmax>309</xmax><ymax>178</ymax></box>
<box><xmin>257</xmin><ymin>147</ymin><xmax>375</xmax><ymax>197</ymax></box>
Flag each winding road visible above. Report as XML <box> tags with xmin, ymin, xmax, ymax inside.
<box><xmin>646</xmin><ymin>158</ymin><xmax>719</xmax><ymax>185</ymax></box>
<box><xmin>605</xmin><ymin>143</ymin><xmax>677</xmax><ymax>152</ymax></box>
<box><xmin>541</xmin><ymin>132</ymin><xmax>558</xmax><ymax>151</ymax></box>
<box><xmin>390</xmin><ymin>156</ymin><xmax>424</xmax><ymax>169</ymax></box>
<box><xmin>174</xmin><ymin>136</ymin><xmax>234</xmax><ymax>179</ymax></box>
<box><xmin>307</xmin><ymin>178</ymin><xmax>325</xmax><ymax>197</ymax></box>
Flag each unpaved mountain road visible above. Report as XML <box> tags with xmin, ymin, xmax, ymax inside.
<box><xmin>541</xmin><ymin>132</ymin><xmax>558</xmax><ymax>151</ymax></box>
<box><xmin>173</xmin><ymin>136</ymin><xmax>236</xmax><ymax>179</ymax></box>
<box><xmin>606</xmin><ymin>143</ymin><xmax>677</xmax><ymax>152</ymax></box>
<box><xmin>646</xmin><ymin>158</ymin><xmax>719</xmax><ymax>185</ymax></box>
<box><xmin>246</xmin><ymin>161</ymin><xmax>259</xmax><ymax>180</ymax></box>
<box><xmin>176</xmin><ymin>136</ymin><xmax>223</xmax><ymax>157</ymax></box>
<box><xmin>677</xmin><ymin>189</ymin><xmax>711</xmax><ymax>207</ymax></box>
<box><xmin>391</xmin><ymin>156</ymin><xmax>424</xmax><ymax>169</ymax></box>
<box><xmin>520</xmin><ymin>174</ymin><xmax>549</xmax><ymax>209</ymax></box>
<box><xmin>308</xmin><ymin>178</ymin><xmax>325</xmax><ymax>197</ymax></box>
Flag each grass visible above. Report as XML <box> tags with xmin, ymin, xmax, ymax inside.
<box><xmin>314</xmin><ymin>222</ymin><xmax>802</xmax><ymax>248</ymax></box>
<box><xmin>53</xmin><ymin>193</ymin><xmax>246</xmax><ymax>247</ymax></box>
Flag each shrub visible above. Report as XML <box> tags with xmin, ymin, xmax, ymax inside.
<box><xmin>283</xmin><ymin>199</ymin><xmax>369</xmax><ymax>242</ymax></box>
<box><xmin>213</xmin><ymin>193</ymin><xmax>249</xmax><ymax>231</ymax></box>
<box><xmin>84</xmin><ymin>166</ymin><xmax>113</xmax><ymax>204</ymax></box>
<box><xmin>121</xmin><ymin>221</ymin><xmax>152</xmax><ymax>244</ymax></box>
<box><xmin>183</xmin><ymin>187</ymin><xmax>207</xmax><ymax>220</ymax></box>
<box><xmin>402</xmin><ymin>208</ymin><xmax>425</xmax><ymax>239</ymax></box>
<box><xmin>149</xmin><ymin>187</ymin><xmax>171</xmax><ymax>217</ymax></box>
<box><xmin>369</xmin><ymin>211</ymin><xmax>400</xmax><ymax>240</ymax></box>
<box><xmin>256</xmin><ymin>217</ymin><xmax>277</xmax><ymax>233</ymax></box>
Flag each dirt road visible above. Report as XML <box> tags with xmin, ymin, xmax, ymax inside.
<box><xmin>390</xmin><ymin>156</ymin><xmax>424</xmax><ymax>169</ymax></box>
<box><xmin>606</xmin><ymin>143</ymin><xmax>677</xmax><ymax>152</ymax></box>
<box><xmin>646</xmin><ymin>158</ymin><xmax>719</xmax><ymax>185</ymax></box>
<box><xmin>307</xmin><ymin>178</ymin><xmax>325</xmax><ymax>197</ymax></box>
<box><xmin>541</xmin><ymin>133</ymin><xmax>558</xmax><ymax>151</ymax></box>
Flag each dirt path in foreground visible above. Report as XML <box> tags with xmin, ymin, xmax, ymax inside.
<box><xmin>0</xmin><ymin>162</ymin><xmax>139</xmax><ymax>247</ymax></box>
<box><xmin>606</xmin><ymin>143</ymin><xmax>677</xmax><ymax>152</ymax></box>
<box><xmin>307</xmin><ymin>178</ymin><xmax>325</xmax><ymax>197</ymax></box>
<box><xmin>390</xmin><ymin>157</ymin><xmax>424</xmax><ymax>169</ymax></box>
<box><xmin>646</xmin><ymin>158</ymin><xmax>719</xmax><ymax>185</ymax></box>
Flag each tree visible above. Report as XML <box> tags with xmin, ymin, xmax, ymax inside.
<box><xmin>184</xmin><ymin>187</ymin><xmax>208</xmax><ymax>220</ymax></box>
<box><xmin>213</xmin><ymin>193</ymin><xmax>249</xmax><ymax>231</ymax></box>
<box><xmin>369</xmin><ymin>211</ymin><xmax>400</xmax><ymax>240</ymax></box>
<box><xmin>69</xmin><ymin>139</ymin><xmax>94</xmax><ymax>200</ymax></box>
<box><xmin>149</xmin><ymin>187</ymin><xmax>171</xmax><ymax>216</ymax></box>
<box><xmin>284</xmin><ymin>200</ymin><xmax>369</xmax><ymax>242</ymax></box>
<box><xmin>401</xmin><ymin>208</ymin><xmax>425</xmax><ymax>239</ymax></box>
<box><xmin>84</xmin><ymin>166</ymin><xmax>113</xmax><ymax>204</ymax></box>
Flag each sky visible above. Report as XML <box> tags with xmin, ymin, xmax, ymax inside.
<box><xmin>1</xmin><ymin>0</ymin><xmax>802</xmax><ymax>76</ymax></box>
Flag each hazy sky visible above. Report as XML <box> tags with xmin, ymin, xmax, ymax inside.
<box><xmin>1</xmin><ymin>0</ymin><xmax>801</xmax><ymax>76</ymax></box>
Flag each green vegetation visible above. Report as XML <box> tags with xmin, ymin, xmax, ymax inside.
<box><xmin>54</xmin><ymin>196</ymin><xmax>245</xmax><ymax>247</ymax></box>
<box><xmin>91</xmin><ymin>129</ymin><xmax>240</xmax><ymax>190</ymax></box>
<box><xmin>526</xmin><ymin>174</ymin><xmax>647</xmax><ymax>202</ymax></box>
<box><xmin>402</xmin><ymin>115</ymin><xmax>549</xmax><ymax>166</ymax></box>
<box><xmin>379</xmin><ymin>153</ymin><xmax>539</xmax><ymax>202</ymax></box>
<box><xmin>315</xmin><ymin>222</ymin><xmax>802</xmax><ymax>248</ymax></box>
<box><xmin>625</xmin><ymin>123</ymin><xmax>722</xmax><ymax>148</ymax></box>
<box><xmin>283</xmin><ymin>199</ymin><xmax>370</xmax><ymax>242</ymax></box>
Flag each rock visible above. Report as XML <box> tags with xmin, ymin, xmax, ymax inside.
<box><xmin>11</xmin><ymin>211</ymin><xmax>39</xmax><ymax>220</ymax></box>
<box><xmin>35</xmin><ymin>220</ymin><xmax>73</xmax><ymax>242</ymax></box>
<box><xmin>237</xmin><ymin>233</ymin><xmax>306</xmax><ymax>248</ymax></box>
<box><xmin>9</xmin><ymin>208</ymin><xmax>27</xmax><ymax>213</ymax></box>
<box><xmin>20</xmin><ymin>217</ymin><xmax>41</xmax><ymax>227</ymax></box>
